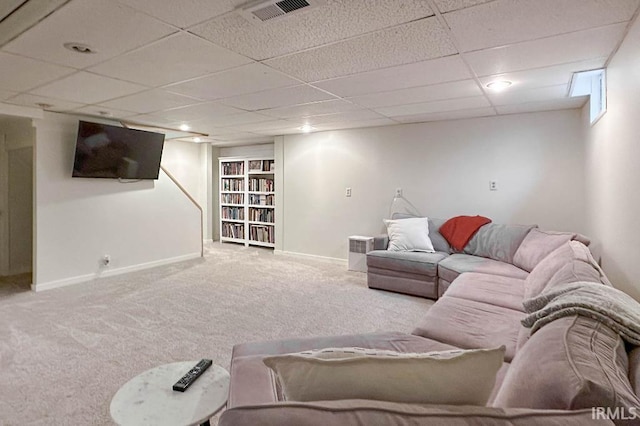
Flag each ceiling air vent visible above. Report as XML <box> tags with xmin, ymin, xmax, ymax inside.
<box><xmin>239</xmin><ymin>0</ymin><xmax>325</xmax><ymax>24</ymax></box>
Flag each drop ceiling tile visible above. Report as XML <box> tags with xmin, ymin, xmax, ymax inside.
<box><xmin>3</xmin><ymin>0</ymin><xmax>176</xmax><ymax>68</ymax></box>
<box><xmin>375</xmin><ymin>96</ymin><xmax>490</xmax><ymax>117</ymax></box>
<box><xmin>260</xmin><ymin>99</ymin><xmax>362</xmax><ymax>119</ymax></box>
<box><xmin>126</xmin><ymin>114</ymin><xmax>181</xmax><ymax>127</ymax></box>
<box><xmin>496</xmin><ymin>97</ymin><xmax>588</xmax><ymax>115</ymax></box>
<box><xmin>211</xmin><ymin>132</ymin><xmax>270</xmax><ymax>142</ymax></box>
<box><xmin>313</xmin><ymin>118</ymin><xmax>398</xmax><ymax>131</ymax></box>
<box><xmin>305</xmin><ymin>110</ymin><xmax>387</xmax><ymax>125</ymax></box>
<box><xmin>191</xmin><ymin>0</ymin><xmax>434</xmax><ymax>61</ymax></box>
<box><xmin>314</xmin><ymin>55</ymin><xmax>471</xmax><ymax>97</ymax></box>
<box><xmin>349</xmin><ymin>79</ymin><xmax>482</xmax><ymax>108</ymax></box>
<box><xmin>231</xmin><ymin>120</ymin><xmax>303</xmax><ymax>133</ymax></box>
<box><xmin>30</xmin><ymin>72</ymin><xmax>147</xmax><ymax>104</ymax></box>
<box><xmin>479</xmin><ymin>58</ymin><xmax>607</xmax><ymax>92</ymax></box>
<box><xmin>466</xmin><ymin>23</ymin><xmax>628</xmax><ymax>77</ymax></box>
<box><xmin>193</xmin><ymin>112</ymin><xmax>276</xmax><ymax>129</ymax></box>
<box><xmin>488</xmin><ymin>84</ymin><xmax>570</xmax><ymax>106</ymax></box>
<box><xmin>433</xmin><ymin>0</ymin><xmax>494</xmax><ymax>13</ymax></box>
<box><xmin>4</xmin><ymin>93</ymin><xmax>84</xmax><ymax>112</ymax></box>
<box><xmin>220</xmin><ymin>85</ymin><xmax>336</xmax><ymax>111</ymax></box>
<box><xmin>392</xmin><ymin>107</ymin><xmax>496</xmax><ymax>123</ymax></box>
<box><xmin>264</xmin><ymin>17</ymin><xmax>456</xmax><ymax>82</ymax></box>
<box><xmin>72</xmin><ymin>105</ymin><xmax>139</xmax><ymax>119</ymax></box>
<box><xmin>88</xmin><ymin>33</ymin><xmax>252</xmax><ymax>87</ymax></box>
<box><xmin>174</xmin><ymin>136</ymin><xmax>218</xmax><ymax>144</ymax></box>
<box><xmin>152</xmin><ymin>102</ymin><xmax>245</xmax><ymax>123</ymax></box>
<box><xmin>116</xmin><ymin>0</ymin><xmax>245</xmax><ymax>28</ymax></box>
<box><xmin>445</xmin><ymin>0</ymin><xmax>639</xmax><ymax>52</ymax></box>
<box><xmin>98</xmin><ymin>89</ymin><xmax>201</xmax><ymax>114</ymax></box>
<box><xmin>165</xmin><ymin>63</ymin><xmax>298</xmax><ymax>101</ymax></box>
<box><xmin>0</xmin><ymin>52</ymin><xmax>75</xmax><ymax>92</ymax></box>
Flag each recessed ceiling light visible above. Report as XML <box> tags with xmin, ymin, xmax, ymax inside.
<box><xmin>179</xmin><ymin>124</ymin><xmax>190</xmax><ymax>131</ymax></box>
<box><xmin>486</xmin><ymin>80</ymin><xmax>512</xmax><ymax>91</ymax></box>
<box><xmin>63</xmin><ymin>42</ymin><xmax>96</xmax><ymax>54</ymax></box>
<box><xmin>300</xmin><ymin>124</ymin><xmax>315</xmax><ymax>133</ymax></box>
<box><xmin>98</xmin><ymin>111</ymin><xmax>112</xmax><ymax>117</ymax></box>
<box><xmin>35</xmin><ymin>102</ymin><xmax>53</xmax><ymax>109</ymax></box>
<box><xmin>194</xmin><ymin>137</ymin><xmax>201</xmax><ymax>143</ymax></box>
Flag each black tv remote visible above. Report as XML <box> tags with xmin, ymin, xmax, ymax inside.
<box><xmin>172</xmin><ymin>359</ymin><xmax>213</xmax><ymax>392</ymax></box>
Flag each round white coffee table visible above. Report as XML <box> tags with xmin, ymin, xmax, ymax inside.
<box><xmin>110</xmin><ymin>361</ymin><xmax>230</xmax><ymax>426</ymax></box>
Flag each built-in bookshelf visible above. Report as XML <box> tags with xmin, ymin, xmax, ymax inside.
<box><xmin>219</xmin><ymin>157</ymin><xmax>275</xmax><ymax>248</ymax></box>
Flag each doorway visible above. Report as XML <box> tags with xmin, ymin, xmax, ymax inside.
<box><xmin>0</xmin><ymin>115</ymin><xmax>34</xmax><ymax>293</ymax></box>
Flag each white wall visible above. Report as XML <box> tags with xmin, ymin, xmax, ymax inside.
<box><xmin>281</xmin><ymin>110</ymin><xmax>586</xmax><ymax>260</ymax></box>
<box><xmin>32</xmin><ymin>113</ymin><xmax>202</xmax><ymax>290</ymax></box>
<box><xmin>583</xmin><ymin>15</ymin><xmax>640</xmax><ymax>300</ymax></box>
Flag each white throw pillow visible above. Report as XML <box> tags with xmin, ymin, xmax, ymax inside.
<box><xmin>263</xmin><ymin>346</ymin><xmax>505</xmax><ymax>405</ymax></box>
<box><xmin>384</xmin><ymin>217</ymin><xmax>435</xmax><ymax>252</ymax></box>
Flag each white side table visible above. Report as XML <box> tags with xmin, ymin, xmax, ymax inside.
<box><xmin>110</xmin><ymin>361</ymin><xmax>230</xmax><ymax>426</ymax></box>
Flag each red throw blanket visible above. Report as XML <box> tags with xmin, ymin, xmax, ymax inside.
<box><xmin>439</xmin><ymin>215</ymin><xmax>492</xmax><ymax>251</ymax></box>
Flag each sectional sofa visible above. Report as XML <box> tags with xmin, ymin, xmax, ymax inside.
<box><xmin>219</xmin><ymin>227</ymin><xmax>640</xmax><ymax>425</ymax></box>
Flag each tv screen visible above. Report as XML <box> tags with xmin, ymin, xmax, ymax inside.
<box><xmin>72</xmin><ymin>121</ymin><xmax>165</xmax><ymax>179</ymax></box>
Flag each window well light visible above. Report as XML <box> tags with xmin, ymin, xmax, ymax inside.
<box><xmin>179</xmin><ymin>124</ymin><xmax>190</xmax><ymax>131</ymax></box>
<box><xmin>569</xmin><ymin>68</ymin><xmax>606</xmax><ymax>124</ymax></box>
<box><xmin>193</xmin><ymin>137</ymin><xmax>201</xmax><ymax>143</ymax></box>
<box><xmin>486</xmin><ymin>80</ymin><xmax>512</xmax><ymax>91</ymax></box>
<box><xmin>300</xmin><ymin>124</ymin><xmax>315</xmax><ymax>133</ymax></box>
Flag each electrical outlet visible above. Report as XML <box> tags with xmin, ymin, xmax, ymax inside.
<box><xmin>345</xmin><ymin>187</ymin><xmax>352</xmax><ymax>197</ymax></box>
<box><xmin>102</xmin><ymin>255</ymin><xmax>111</xmax><ymax>266</ymax></box>
<box><xmin>489</xmin><ymin>181</ymin><xmax>497</xmax><ymax>191</ymax></box>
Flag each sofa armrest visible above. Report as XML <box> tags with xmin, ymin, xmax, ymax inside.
<box><xmin>373</xmin><ymin>234</ymin><xmax>388</xmax><ymax>250</ymax></box>
<box><xmin>219</xmin><ymin>401</ymin><xmax>609</xmax><ymax>426</ymax></box>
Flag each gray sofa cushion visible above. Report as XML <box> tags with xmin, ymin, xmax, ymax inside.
<box><xmin>438</xmin><ymin>254</ymin><xmax>528</xmax><ymax>284</ymax></box>
<box><xmin>367</xmin><ymin>250</ymin><xmax>448</xmax><ymax>277</ymax></box>
<box><xmin>493</xmin><ymin>316</ymin><xmax>640</xmax><ymax>412</ymax></box>
<box><xmin>219</xmin><ymin>400</ymin><xmax>611</xmax><ymax>426</ymax></box>
<box><xmin>444</xmin><ymin>272</ymin><xmax>526</xmax><ymax>312</ymax></box>
<box><xmin>464</xmin><ymin>223</ymin><xmax>536</xmax><ymax>264</ymax></box>
<box><xmin>412</xmin><ymin>297</ymin><xmax>524</xmax><ymax>362</ymax></box>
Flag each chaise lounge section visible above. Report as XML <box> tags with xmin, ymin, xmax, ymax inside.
<box><xmin>219</xmin><ymin>235</ymin><xmax>640</xmax><ymax>425</ymax></box>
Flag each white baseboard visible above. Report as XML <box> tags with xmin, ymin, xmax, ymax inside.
<box><xmin>31</xmin><ymin>252</ymin><xmax>201</xmax><ymax>292</ymax></box>
<box><xmin>275</xmin><ymin>250</ymin><xmax>347</xmax><ymax>266</ymax></box>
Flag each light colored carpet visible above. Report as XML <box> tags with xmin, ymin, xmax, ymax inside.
<box><xmin>0</xmin><ymin>243</ymin><xmax>432</xmax><ymax>425</ymax></box>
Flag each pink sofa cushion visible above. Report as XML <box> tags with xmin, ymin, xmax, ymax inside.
<box><xmin>493</xmin><ymin>316</ymin><xmax>640</xmax><ymax>411</ymax></box>
<box><xmin>412</xmin><ymin>297</ymin><xmax>524</xmax><ymax>362</ymax></box>
<box><xmin>513</xmin><ymin>229</ymin><xmax>577</xmax><ymax>272</ymax></box>
<box><xmin>438</xmin><ymin>254</ymin><xmax>528</xmax><ymax>284</ymax></box>
<box><xmin>525</xmin><ymin>241</ymin><xmax>608</xmax><ymax>300</ymax></box>
<box><xmin>444</xmin><ymin>272</ymin><xmax>525</xmax><ymax>312</ymax></box>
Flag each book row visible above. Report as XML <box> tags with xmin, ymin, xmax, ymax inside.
<box><xmin>249</xmin><ymin>224</ymin><xmax>274</xmax><ymax>243</ymax></box>
<box><xmin>249</xmin><ymin>160</ymin><xmax>275</xmax><ymax>172</ymax></box>
<box><xmin>222</xmin><ymin>223</ymin><xmax>244</xmax><ymax>239</ymax></box>
<box><xmin>248</xmin><ymin>207</ymin><xmax>274</xmax><ymax>223</ymax></box>
<box><xmin>221</xmin><ymin>161</ymin><xmax>244</xmax><ymax>176</ymax></box>
<box><xmin>221</xmin><ymin>207</ymin><xmax>244</xmax><ymax>220</ymax></box>
<box><xmin>221</xmin><ymin>178</ymin><xmax>244</xmax><ymax>191</ymax></box>
<box><xmin>249</xmin><ymin>194</ymin><xmax>274</xmax><ymax>206</ymax></box>
<box><xmin>248</xmin><ymin>178</ymin><xmax>274</xmax><ymax>192</ymax></box>
<box><xmin>221</xmin><ymin>193</ymin><xmax>244</xmax><ymax>204</ymax></box>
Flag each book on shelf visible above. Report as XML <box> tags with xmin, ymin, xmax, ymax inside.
<box><xmin>222</xmin><ymin>161</ymin><xmax>244</xmax><ymax>176</ymax></box>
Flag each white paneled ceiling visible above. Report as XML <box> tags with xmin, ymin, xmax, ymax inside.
<box><xmin>1</xmin><ymin>0</ymin><xmax>638</xmax><ymax>145</ymax></box>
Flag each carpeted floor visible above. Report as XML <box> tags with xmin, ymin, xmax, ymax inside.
<box><xmin>0</xmin><ymin>243</ymin><xmax>431</xmax><ymax>425</ymax></box>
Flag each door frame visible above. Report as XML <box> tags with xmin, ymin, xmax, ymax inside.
<box><xmin>0</xmin><ymin>132</ymin><xmax>8</xmax><ymax>276</ymax></box>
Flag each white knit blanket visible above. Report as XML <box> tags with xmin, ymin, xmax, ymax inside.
<box><xmin>522</xmin><ymin>281</ymin><xmax>640</xmax><ymax>345</ymax></box>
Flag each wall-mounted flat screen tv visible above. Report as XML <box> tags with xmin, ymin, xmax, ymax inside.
<box><xmin>72</xmin><ymin>120</ymin><xmax>165</xmax><ymax>179</ymax></box>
